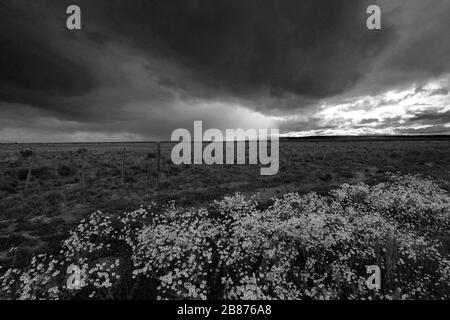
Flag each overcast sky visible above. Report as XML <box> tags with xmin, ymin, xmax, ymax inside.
<box><xmin>0</xmin><ymin>0</ymin><xmax>449</xmax><ymax>142</ymax></box>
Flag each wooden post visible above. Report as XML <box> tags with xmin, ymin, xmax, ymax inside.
<box><xmin>53</xmin><ymin>157</ymin><xmax>59</xmax><ymax>177</ymax></box>
<box><xmin>148</xmin><ymin>159</ymin><xmax>153</xmax><ymax>181</ymax></box>
<box><xmin>121</xmin><ymin>147</ymin><xmax>126</xmax><ymax>185</ymax></box>
<box><xmin>81</xmin><ymin>154</ymin><xmax>85</xmax><ymax>185</ymax></box>
<box><xmin>156</xmin><ymin>142</ymin><xmax>161</xmax><ymax>174</ymax></box>
<box><xmin>25</xmin><ymin>155</ymin><xmax>34</xmax><ymax>190</ymax></box>
<box><xmin>69</xmin><ymin>151</ymin><xmax>74</xmax><ymax>169</ymax></box>
<box><xmin>288</xmin><ymin>146</ymin><xmax>292</xmax><ymax>166</ymax></box>
<box><xmin>77</xmin><ymin>148</ymin><xmax>87</xmax><ymax>203</ymax></box>
<box><xmin>20</xmin><ymin>149</ymin><xmax>35</xmax><ymax>191</ymax></box>
<box><xmin>81</xmin><ymin>150</ymin><xmax>86</xmax><ymax>203</ymax></box>
<box><xmin>192</xmin><ymin>141</ymin><xmax>195</xmax><ymax>173</ymax></box>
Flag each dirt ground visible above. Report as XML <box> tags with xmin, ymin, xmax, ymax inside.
<box><xmin>1</xmin><ymin>137</ymin><xmax>450</xmax><ymax>268</ymax></box>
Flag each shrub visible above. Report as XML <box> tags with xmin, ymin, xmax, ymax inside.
<box><xmin>57</xmin><ymin>165</ymin><xmax>76</xmax><ymax>177</ymax></box>
<box><xmin>1</xmin><ymin>174</ymin><xmax>449</xmax><ymax>300</ymax></box>
<box><xmin>32</xmin><ymin>166</ymin><xmax>54</xmax><ymax>180</ymax></box>
<box><xmin>0</xmin><ymin>182</ymin><xmax>17</xmax><ymax>194</ymax></box>
<box><xmin>15</xmin><ymin>168</ymin><xmax>30</xmax><ymax>181</ymax></box>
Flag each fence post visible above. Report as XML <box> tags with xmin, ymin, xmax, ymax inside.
<box><xmin>288</xmin><ymin>146</ymin><xmax>292</xmax><ymax>166</ymax></box>
<box><xmin>156</xmin><ymin>142</ymin><xmax>161</xmax><ymax>174</ymax></box>
<box><xmin>76</xmin><ymin>148</ymin><xmax>87</xmax><ymax>203</ymax></box>
<box><xmin>192</xmin><ymin>141</ymin><xmax>195</xmax><ymax>173</ymax></box>
<box><xmin>25</xmin><ymin>155</ymin><xmax>34</xmax><ymax>190</ymax></box>
<box><xmin>21</xmin><ymin>149</ymin><xmax>35</xmax><ymax>191</ymax></box>
<box><xmin>121</xmin><ymin>147</ymin><xmax>126</xmax><ymax>185</ymax></box>
<box><xmin>81</xmin><ymin>153</ymin><xmax>85</xmax><ymax>186</ymax></box>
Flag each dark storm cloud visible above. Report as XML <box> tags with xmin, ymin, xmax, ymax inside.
<box><xmin>0</xmin><ymin>0</ymin><xmax>449</xmax><ymax>141</ymax></box>
<box><xmin>359</xmin><ymin>118</ymin><xmax>379</xmax><ymax>124</ymax></box>
<box><xmin>0</xmin><ymin>1</ymin><xmax>96</xmax><ymax>105</ymax></box>
<box><xmin>407</xmin><ymin>110</ymin><xmax>450</xmax><ymax>125</ymax></box>
<box><xmin>395</xmin><ymin>125</ymin><xmax>450</xmax><ymax>135</ymax></box>
<box><xmin>0</xmin><ymin>0</ymin><xmax>394</xmax><ymax>107</ymax></box>
<box><xmin>429</xmin><ymin>87</ymin><xmax>449</xmax><ymax>96</ymax></box>
<box><xmin>346</xmin><ymin>110</ymin><xmax>450</xmax><ymax>135</ymax></box>
<box><xmin>86</xmin><ymin>0</ymin><xmax>396</xmax><ymax>103</ymax></box>
<box><xmin>353</xmin><ymin>0</ymin><xmax>450</xmax><ymax>95</ymax></box>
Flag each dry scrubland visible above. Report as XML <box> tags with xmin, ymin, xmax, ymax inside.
<box><xmin>0</xmin><ymin>137</ymin><xmax>449</xmax><ymax>299</ymax></box>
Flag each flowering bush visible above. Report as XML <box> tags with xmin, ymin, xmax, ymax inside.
<box><xmin>332</xmin><ymin>173</ymin><xmax>450</xmax><ymax>233</ymax></box>
<box><xmin>1</xmin><ymin>174</ymin><xmax>449</xmax><ymax>300</ymax></box>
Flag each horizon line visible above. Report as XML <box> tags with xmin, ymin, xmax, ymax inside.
<box><xmin>1</xmin><ymin>134</ymin><xmax>450</xmax><ymax>144</ymax></box>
